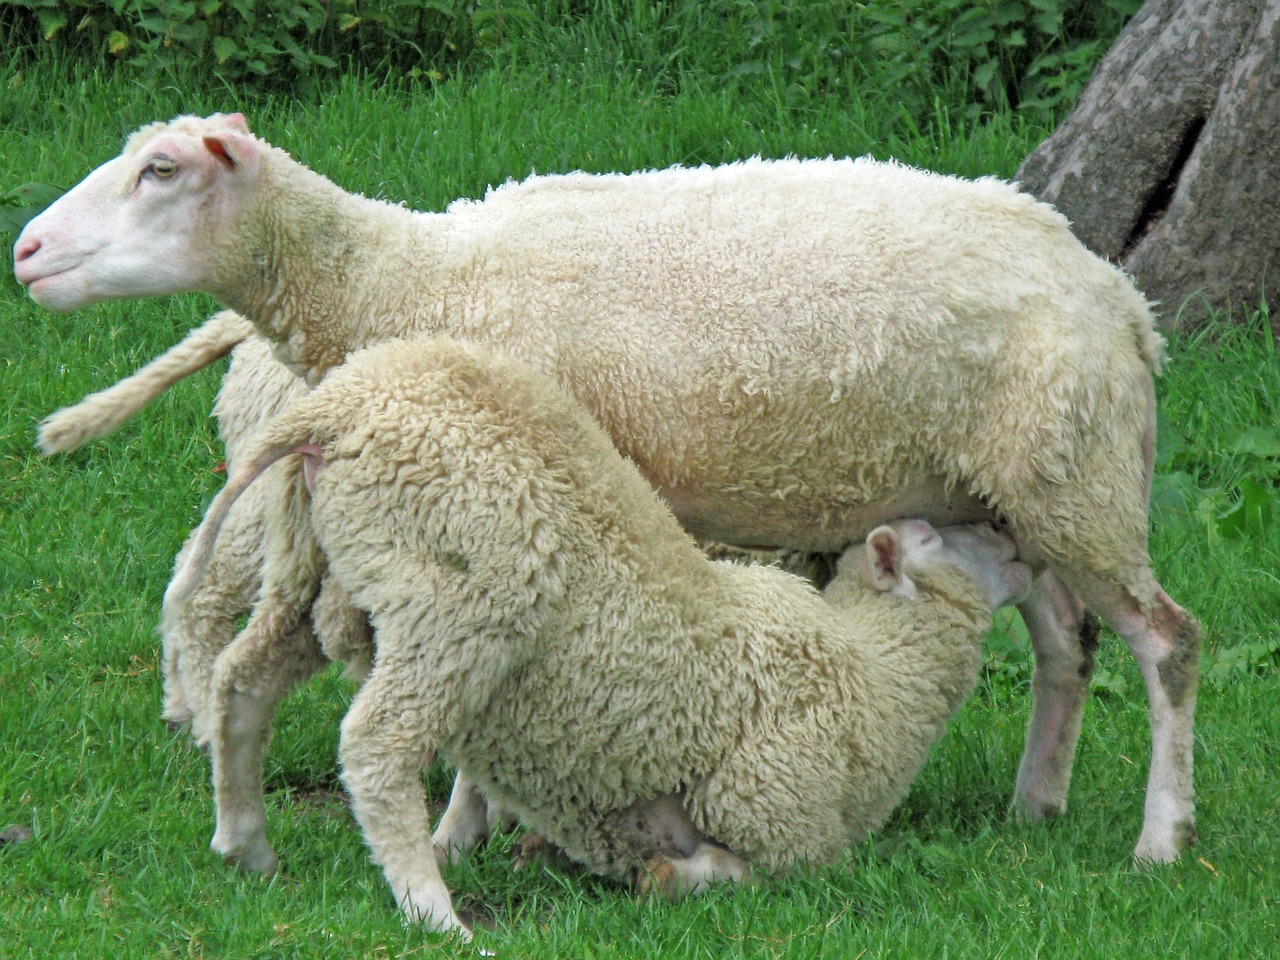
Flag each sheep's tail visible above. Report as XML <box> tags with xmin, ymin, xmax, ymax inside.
<box><xmin>164</xmin><ymin>439</ymin><xmax>302</xmax><ymax>608</ymax></box>
<box><xmin>37</xmin><ymin>310</ymin><xmax>254</xmax><ymax>455</ymax></box>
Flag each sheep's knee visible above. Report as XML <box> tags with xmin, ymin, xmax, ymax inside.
<box><xmin>1152</xmin><ymin>598</ymin><xmax>1200</xmax><ymax>711</ymax></box>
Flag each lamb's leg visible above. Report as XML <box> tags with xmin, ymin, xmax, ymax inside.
<box><xmin>161</xmin><ymin>586</ymin><xmax>249</xmax><ymax>746</ymax></box>
<box><xmin>1060</xmin><ymin>572</ymin><xmax>1199</xmax><ymax>864</ymax></box>
<box><xmin>432</xmin><ymin>770</ymin><xmax>492</xmax><ymax>865</ymax></box>
<box><xmin>637</xmin><ymin>844</ymin><xmax>753</xmax><ymax>898</ymax></box>
<box><xmin>207</xmin><ymin>609</ymin><xmax>326</xmax><ymax>875</ymax></box>
<box><xmin>161</xmin><ymin>508</ymin><xmax>265</xmax><ymax>745</ymax></box>
<box><xmin>1011</xmin><ymin>571</ymin><xmax>1098</xmax><ymax>820</ymax></box>
<box><xmin>340</xmin><ymin>667</ymin><xmax>467</xmax><ymax>936</ymax></box>
<box><xmin>311</xmin><ymin>578</ymin><xmax>374</xmax><ymax>684</ymax></box>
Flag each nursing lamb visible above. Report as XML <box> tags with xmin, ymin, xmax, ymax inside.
<box><xmin>174</xmin><ymin>336</ymin><xmax>1034</xmax><ymax>936</ymax></box>
<box><xmin>14</xmin><ymin>113</ymin><xmax>1199</xmax><ymax>863</ymax></box>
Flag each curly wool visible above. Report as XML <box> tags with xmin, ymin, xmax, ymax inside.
<box><xmin>233</xmin><ymin>338</ymin><xmax>1002</xmax><ymax>880</ymax></box>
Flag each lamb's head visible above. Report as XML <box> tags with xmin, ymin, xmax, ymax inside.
<box><xmin>854</xmin><ymin>519</ymin><xmax>1033</xmax><ymax>612</ymax></box>
<box><xmin>14</xmin><ymin>113</ymin><xmax>263</xmax><ymax>311</ymax></box>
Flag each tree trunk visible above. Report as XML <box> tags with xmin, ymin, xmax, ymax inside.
<box><xmin>1017</xmin><ymin>0</ymin><xmax>1280</xmax><ymax>331</ymax></box>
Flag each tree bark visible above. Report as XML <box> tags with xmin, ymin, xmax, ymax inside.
<box><xmin>1017</xmin><ymin>0</ymin><xmax>1280</xmax><ymax>331</ymax></box>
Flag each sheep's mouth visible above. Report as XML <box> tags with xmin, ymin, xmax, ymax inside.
<box><xmin>16</xmin><ymin>260</ymin><xmax>76</xmax><ymax>292</ymax></box>
<box><xmin>24</xmin><ymin>267</ymin><xmax>71</xmax><ymax>290</ymax></box>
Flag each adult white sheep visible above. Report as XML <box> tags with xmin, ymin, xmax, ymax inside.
<box><xmin>14</xmin><ymin>113</ymin><xmax>1199</xmax><ymax>864</ymax></box>
<box><xmin>178</xmin><ymin>336</ymin><xmax>1035</xmax><ymax>935</ymax></box>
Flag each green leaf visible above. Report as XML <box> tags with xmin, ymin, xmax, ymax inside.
<box><xmin>952</xmin><ymin>25</ymin><xmax>996</xmax><ymax>49</ymax></box>
<box><xmin>1150</xmin><ymin>471</ymin><xmax>1198</xmax><ymax>520</ymax></box>
<box><xmin>1230</xmin><ymin>426</ymin><xmax>1280</xmax><ymax>458</ymax></box>
<box><xmin>1216</xmin><ymin>478</ymin><xmax>1279</xmax><ymax>539</ymax></box>
<box><xmin>972</xmin><ymin>59</ymin><xmax>999</xmax><ymax>89</ymax></box>
<box><xmin>36</xmin><ymin>9</ymin><xmax>66</xmax><ymax>40</ymax></box>
<box><xmin>3</xmin><ymin>181</ymin><xmax>63</xmax><ymax>208</ymax></box>
<box><xmin>213</xmin><ymin>35</ymin><xmax>239</xmax><ymax>64</ymax></box>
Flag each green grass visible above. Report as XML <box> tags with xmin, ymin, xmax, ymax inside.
<box><xmin>3</xmin><ymin>16</ymin><xmax>1279</xmax><ymax>960</ymax></box>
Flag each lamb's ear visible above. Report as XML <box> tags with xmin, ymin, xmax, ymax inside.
<box><xmin>863</xmin><ymin>525</ymin><xmax>904</xmax><ymax>593</ymax></box>
<box><xmin>203</xmin><ymin>130</ymin><xmax>256</xmax><ymax>173</ymax></box>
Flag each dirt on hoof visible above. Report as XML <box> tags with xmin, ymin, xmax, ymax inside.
<box><xmin>634</xmin><ymin>856</ymin><xmax>679</xmax><ymax>899</ymax></box>
<box><xmin>510</xmin><ymin>832</ymin><xmax>572</xmax><ymax>872</ymax></box>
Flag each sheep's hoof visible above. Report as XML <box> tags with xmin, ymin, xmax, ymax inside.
<box><xmin>1009</xmin><ymin>793</ymin><xmax>1067</xmax><ymax>823</ymax></box>
<box><xmin>634</xmin><ymin>857</ymin><xmax>680</xmax><ymax>899</ymax></box>
<box><xmin>510</xmin><ymin>832</ymin><xmax>573</xmax><ymax>873</ymax></box>
<box><xmin>214</xmin><ymin>838</ymin><xmax>279</xmax><ymax>876</ymax></box>
<box><xmin>161</xmin><ymin>705</ymin><xmax>193</xmax><ymax>733</ymax></box>
<box><xmin>1132</xmin><ymin>819</ymin><xmax>1194</xmax><ymax>867</ymax></box>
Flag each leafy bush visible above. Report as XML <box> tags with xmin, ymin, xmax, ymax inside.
<box><xmin>2</xmin><ymin>0</ymin><xmax>1142</xmax><ymax>118</ymax></box>
<box><xmin>0</xmin><ymin>182</ymin><xmax>63</xmax><ymax>250</ymax></box>
<box><xmin>0</xmin><ymin>0</ymin><xmax>485</xmax><ymax>84</ymax></box>
<box><xmin>852</xmin><ymin>0</ymin><xmax>1145</xmax><ymax>119</ymax></box>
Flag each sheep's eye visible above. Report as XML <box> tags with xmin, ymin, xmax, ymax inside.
<box><xmin>146</xmin><ymin>158</ymin><xmax>178</xmax><ymax>179</ymax></box>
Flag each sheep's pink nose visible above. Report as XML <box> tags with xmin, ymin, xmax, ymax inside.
<box><xmin>14</xmin><ymin>235</ymin><xmax>40</xmax><ymax>262</ymax></box>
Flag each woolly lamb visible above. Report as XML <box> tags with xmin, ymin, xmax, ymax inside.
<box><xmin>15</xmin><ymin>113</ymin><xmax>1199</xmax><ymax>863</ymax></box>
<box><xmin>40</xmin><ymin>321</ymin><xmax>823</xmax><ymax>741</ymax></box>
<box><xmin>175</xmin><ymin>337</ymin><xmax>1034</xmax><ymax>935</ymax></box>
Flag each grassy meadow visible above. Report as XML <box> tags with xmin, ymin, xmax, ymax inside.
<box><xmin>2</xmin><ymin>9</ymin><xmax>1279</xmax><ymax>959</ymax></box>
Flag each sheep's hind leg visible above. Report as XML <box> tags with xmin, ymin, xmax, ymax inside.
<box><xmin>1061</xmin><ymin>572</ymin><xmax>1199</xmax><ymax>864</ymax></box>
<box><xmin>340</xmin><ymin>665</ymin><xmax>467</xmax><ymax>936</ymax></box>
<box><xmin>161</xmin><ymin>536</ymin><xmax>263</xmax><ymax>747</ymax></box>
<box><xmin>637</xmin><ymin>844</ymin><xmax>753</xmax><ymax>898</ymax></box>
<box><xmin>1011</xmin><ymin>571</ymin><xmax>1097</xmax><ymax>820</ymax></box>
<box><xmin>208</xmin><ymin>611</ymin><xmax>326</xmax><ymax>875</ymax></box>
<box><xmin>432</xmin><ymin>770</ymin><xmax>492</xmax><ymax>865</ymax></box>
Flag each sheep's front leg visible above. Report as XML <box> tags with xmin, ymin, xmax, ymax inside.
<box><xmin>208</xmin><ymin>610</ymin><xmax>326</xmax><ymax>875</ymax></box>
<box><xmin>340</xmin><ymin>666</ymin><xmax>467</xmax><ymax>937</ymax></box>
<box><xmin>1012</xmin><ymin>571</ymin><xmax>1096</xmax><ymax>820</ymax></box>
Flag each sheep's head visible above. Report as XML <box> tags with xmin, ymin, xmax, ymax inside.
<box><xmin>14</xmin><ymin>113</ymin><xmax>262</xmax><ymax>311</ymax></box>
<box><xmin>858</xmin><ymin>519</ymin><xmax>1032</xmax><ymax>611</ymax></box>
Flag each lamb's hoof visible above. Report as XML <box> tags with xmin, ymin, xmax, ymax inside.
<box><xmin>456</xmin><ymin>906</ymin><xmax>497</xmax><ymax>933</ymax></box>
<box><xmin>635</xmin><ymin>856</ymin><xmax>680</xmax><ymax>899</ymax></box>
<box><xmin>1</xmin><ymin>825</ymin><xmax>34</xmax><ymax>847</ymax></box>
<box><xmin>512</xmin><ymin>839</ymin><xmax>568</xmax><ymax>875</ymax></box>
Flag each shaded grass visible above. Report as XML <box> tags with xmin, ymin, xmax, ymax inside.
<box><xmin>2</xmin><ymin>35</ymin><xmax>1279</xmax><ymax>960</ymax></box>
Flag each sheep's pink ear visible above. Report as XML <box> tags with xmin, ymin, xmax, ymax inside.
<box><xmin>203</xmin><ymin>131</ymin><xmax>255</xmax><ymax>172</ymax></box>
<box><xmin>223</xmin><ymin>112</ymin><xmax>250</xmax><ymax>134</ymax></box>
<box><xmin>863</xmin><ymin>525</ymin><xmax>904</xmax><ymax>593</ymax></box>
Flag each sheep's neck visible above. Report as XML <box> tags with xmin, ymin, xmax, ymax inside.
<box><xmin>882</xmin><ymin>574</ymin><xmax>989</xmax><ymax>702</ymax></box>
<box><xmin>219</xmin><ymin>153</ymin><xmax>445</xmax><ymax>384</ymax></box>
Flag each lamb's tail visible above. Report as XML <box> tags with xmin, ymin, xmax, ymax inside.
<box><xmin>164</xmin><ymin>437</ymin><xmax>307</xmax><ymax>608</ymax></box>
<box><xmin>37</xmin><ymin>310</ymin><xmax>254</xmax><ymax>454</ymax></box>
